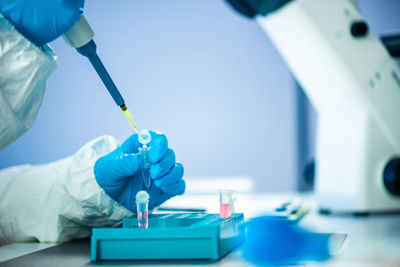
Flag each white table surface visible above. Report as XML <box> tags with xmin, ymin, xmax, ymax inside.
<box><xmin>1</xmin><ymin>193</ymin><xmax>400</xmax><ymax>266</ymax></box>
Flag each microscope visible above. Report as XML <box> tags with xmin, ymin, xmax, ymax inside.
<box><xmin>226</xmin><ymin>0</ymin><xmax>400</xmax><ymax>214</ymax></box>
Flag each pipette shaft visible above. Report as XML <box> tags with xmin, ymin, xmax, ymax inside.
<box><xmin>76</xmin><ymin>40</ymin><xmax>125</xmax><ymax>107</ymax></box>
<box><xmin>63</xmin><ymin>17</ymin><xmax>143</xmax><ymax>140</ymax></box>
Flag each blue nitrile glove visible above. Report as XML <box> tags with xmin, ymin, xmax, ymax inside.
<box><xmin>243</xmin><ymin>217</ymin><xmax>333</xmax><ymax>266</ymax></box>
<box><xmin>94</xmin><ymin>131</ymin><xmax>185</xmax><ymax>212</ymax></box>
<box><xmin>0</xmin><ymin>0</ymin><xmax>84</xmax><ymax>46</ymax></box>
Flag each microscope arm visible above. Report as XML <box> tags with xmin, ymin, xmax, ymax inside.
<box><xmin>225</xmin><ymin>0</ymin><xmax>400</xmax><ymax>213</ymax></box>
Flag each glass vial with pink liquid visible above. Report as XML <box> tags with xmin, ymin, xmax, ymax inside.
<box><xmin>136</xmin><ymin>190</ymin><xmax>150</xmax><ymax>228</ymax></box>
<box><xmin>219</xmin><ymin>190</ymin><xmax>234</xmax><ymax>219</ymax></box>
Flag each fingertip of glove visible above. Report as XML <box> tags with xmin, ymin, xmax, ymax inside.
<box><xmin>150</xmin><ymin>149</ymin><xmax>176</xmax><ymax>177</ymax></box>
<box><xmin>175</xmin><ymin>162</ymin><xmax>184</xmax><ymax>177</ymax></box>
<box><xmin>149</xmin><ymin>134</ymin><xmax>168</xmax><ymax>163</ymax></box>
<box><xmin>177</xmin><ymin>179</ymin><xmax>186</xmax><ymax>195</ymax></box>
<box><xmin>170</xmin><ymin>180</ymin><xmax>186</xmax><ymax>196</ymax></box>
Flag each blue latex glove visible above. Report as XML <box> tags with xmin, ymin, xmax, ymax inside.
<box><xmin>0</xmin><ymin>0</ymin><xmax>84</xmax><ymax>46</ymax></box>
<box><xmin>94</xmin><ymin>131</ymin><xmax>185</xmax><ymax>212</ymax></box>
<box><xmin>243</xmin><ymin>217</ymin><xmax>333</xmax><ymax>266</ymax></box>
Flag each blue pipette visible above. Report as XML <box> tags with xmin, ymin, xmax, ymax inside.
<box><xmin>63</xmin><ymin>16</ymin><xmax>124</xmax><ymax>107</ymax></box>
<box><xmin>76</xmin><ymin>40</ymin><xmax>125</xmax><ymax>107</ymax></box>
<box><xmin>63</xmin><ymin>16</ymin><xmax>144</xmax><ymax>142</ymax></box>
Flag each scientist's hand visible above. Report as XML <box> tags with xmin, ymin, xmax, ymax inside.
<box><xmin>0</xmin><ymin>0</ymin><xmax>84</xmax><ymax>46</ymax></box>
<box><xmin>94</xmin><ymin>131</ymin><xmax>185</xmax><ymax>212</ymax></box>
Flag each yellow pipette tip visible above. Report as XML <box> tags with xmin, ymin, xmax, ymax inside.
<box><xmin>120</xmin><ymin>105</ymin><xmax>144</xmax><ymax>142</ymax></box>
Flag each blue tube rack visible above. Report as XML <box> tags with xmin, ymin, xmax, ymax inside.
<box><xmin>90</xmin><ymin>213</ymin><xmax>245</xmax><ymax>261</ymax></box>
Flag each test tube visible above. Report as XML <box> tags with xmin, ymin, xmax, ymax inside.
<box><xmin>219</xmin><ymin>190</ymin><xmax>234</xmax><ymax>219</ymax></box>
<box><xmin>136</xmin><ymin>191</ymin><xmax>150</xmax><ymax>228</ymax></box>
<box><xmin>138</xmin><ymin>129</ymin><xmax>151</xmax><ymax>188</ymax></box>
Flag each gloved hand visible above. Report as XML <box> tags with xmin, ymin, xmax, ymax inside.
<box><xmin>0</xmin><ymin>0</ymin><xmax>84</xmax><ymax>46</ymax></box>
<box><xmin>94</xmin><ymin>131</ymin><xmax>185</xmax><ymax>212</ymax></box>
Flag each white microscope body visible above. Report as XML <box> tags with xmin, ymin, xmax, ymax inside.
<box><xmin>257</xmin><ymin>0</ymin><xmax>400</xmax><ymax>213</ymax></box>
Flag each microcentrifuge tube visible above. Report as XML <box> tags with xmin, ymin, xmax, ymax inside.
<box><xmin>136</xmin><ymin>191</ymin><xmax>150</xmax><ymax>228</ymax></box>
<box><xmin>219</xmin><ymin>190</ymin><xmax>234</xmax><ymax>219</ymax></box>
<box><xmin>138</xmin><ymin>129</ymin><xmax>151</xmax><ymax>188</ymax></box>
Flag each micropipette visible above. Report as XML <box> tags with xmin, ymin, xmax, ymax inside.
<box><xmin>63</xmin><ymin>16</ymin><xmax>144</xmax><ymax>143</ymax></box>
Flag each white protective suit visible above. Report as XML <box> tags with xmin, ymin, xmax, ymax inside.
<box><xmin>0</xmin><ymin>14</ymin><xmax>132</xmax><ymax>245</ymax></box>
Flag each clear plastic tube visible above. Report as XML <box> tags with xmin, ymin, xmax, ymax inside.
<box><xmin>138</xmin><ymin>129</ymin><xmax>151</xmax><ymax>188</ymax></box>
<box><xmin>136</xmin><ymin>191</ymin><xmax>150</xmax><ymax>228</ymax></box>
<box><xmin>219</xmin><ymin>190</ymin><xmax>234</xmax><ymax>219</ymax></box>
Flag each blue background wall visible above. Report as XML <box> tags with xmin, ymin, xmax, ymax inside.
<box><xmin>0</xmin><ymin>0</ymin><xmax>399</xmax><ymax>192</ymax></box>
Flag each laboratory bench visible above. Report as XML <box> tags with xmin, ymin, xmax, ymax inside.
<box><xmin>1</xmin><ymin>193</ymin><xmax>400</xmax><ymax>267</ymax></box>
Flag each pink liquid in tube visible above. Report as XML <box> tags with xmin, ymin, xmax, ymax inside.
<box><xmin>137</xmin><ymin>210</ymin><xmax>149</xmax><ymax>228</ymax></box>
<box><xmin>136</xmin><ymin>190</ymin><xmax>150</xmax><ymax>229</ymax></box>
<box><xmin>220</xmin><ymin>203</ymin><xmax>232</xmax><ymax>218</ymax></box>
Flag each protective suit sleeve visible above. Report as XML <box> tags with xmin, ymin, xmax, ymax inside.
<box><xmin>0</xmin><ymin>13</ymin><xmax>57</xmax><ymax>150</ymax></box>
<box><xmin>0</xmin><ymin>136</ymin><xmax>133</xmax><ymax>245</ymax></box>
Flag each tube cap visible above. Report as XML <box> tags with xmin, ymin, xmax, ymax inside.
<box><xmin>136</xmin><ymin>190</ymin><xmax>150</xmax><ymax>203</ymax></box>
